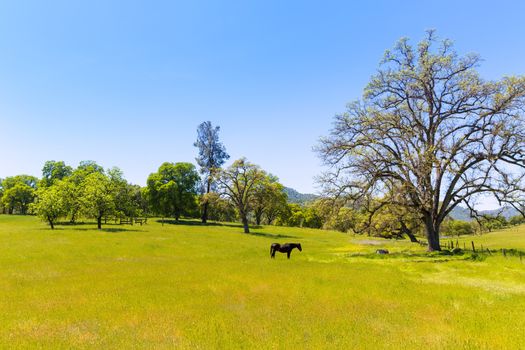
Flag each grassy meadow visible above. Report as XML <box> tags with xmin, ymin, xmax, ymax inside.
<box><xmin>1</xmin><ymin>215</ymin><xmax>525</xmax><ymax>349</ymax></box>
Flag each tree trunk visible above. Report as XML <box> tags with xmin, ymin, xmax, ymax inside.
<box><xmin>202</xmin><ymin>202</ymin><xmax>209</xmax><ymax>224</ymax></box>
<box><xmin>406</xmin><ymin>230</ymin><xmax>419</xmax><ymax>243</ymax></box>
<box><xmin>424</xmin><ymin>218</ymin><xmax>441</xmax><ymax>251</ymax></box>
<box><xmin>48</xmin><ymin>216</ymin><xmax>54</xmax><ymax>230</ymax></box>
<box><xmin>241</xmin><ymin>215</ymin><xmax>250</xmax><ymax>233</ymax></box>
<box><xmin>202</xmin><ymin>178</ymin><xmax>211</xmax><ymax>224</ymax></box>
<box><xmin>97</xmin><ymin>216</ymin><xmax>102</xmax><ymax>230</ymax></box>
<box><xmin>255</xmin><ymin>210</ymin><xmax>262</xmax><ymax>226</ymax></box>
<box><xmin>400</xmin><ymin>221</ymin><xmax>418</xmax><ymax>243</ymax></box>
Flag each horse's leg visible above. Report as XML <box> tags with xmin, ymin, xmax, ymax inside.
<box><xmin>287</xmin><ymin>251</ymin><xmax>291</xmax><ymax>259</ymax></box>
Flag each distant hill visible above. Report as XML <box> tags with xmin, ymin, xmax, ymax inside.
<box><xmin>283</xmin><ymin>187</ymin><xmax>318</xmax><ymax>204</ymax></box>
<box><xmin>280</xmin><ymin>190</ymin><xmax>521</xmax><ymax>218</ymax></box>
<box><xmin>449</xmin><ymin>205</ymin><xmax>519</xmax><ymax>221</ymax></box>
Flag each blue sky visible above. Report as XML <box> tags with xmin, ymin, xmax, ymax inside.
<box><xmin>1</xmin><ymin>0</ymin><xmax>525</xmax><ymax>205</ymax></box>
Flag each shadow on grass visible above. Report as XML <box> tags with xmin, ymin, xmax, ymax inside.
<box><xmin>245</xmin><ymin>231</ymin><xmax>298</xmax><ymax>239</ymax></box>
<box><xmin>102</xmin><ymin>228</ymin><xmax>142</xmax><ymax>233</ymax></box>
<box><xmin>38</xmin><ymin>226</ymin><xmax>142</xmax><ymax>233</ymax></box>
<box><xmin>156</xmin><ymin>219</ymin><xmax>263</xmax><ymax>230</ymax></box>
<box><xmin>56</xmin><ymin>221</ymin><xmax>93</xmax><ymax>226</ymax></box>
<box><xmin>57</xmin><ymin>221</ymin><xmax>134</xmax><ymax>227</ymax></box>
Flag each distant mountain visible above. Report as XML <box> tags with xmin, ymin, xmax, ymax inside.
<box><xmin>449</xmin><ymin>205</ymin><xmax>519</xmax><ymax>221</ymax></box>
<box><xmin>283</xmin><ymin>187</ymin><xmax>318</xmax><ymax>204</ymax></box>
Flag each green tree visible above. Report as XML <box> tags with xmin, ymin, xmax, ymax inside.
<box><xmin>318</xmin><ymin>31</ymin><xmax>525</xmax><ymax>251</ymax></box>
<box><xmin>81</xmin><ymin>172</ymin><xmax>115</xmax><ymax>229</ymax></box>
<box><xmin>0</xmin><ymin>178</ymin><xmax>5</xmax><ymax>214</ymax></box>
<box><xmin>216</xmin><ymin>158</ymin><xmax>265</xmax><ymax>233</ymax></box>
<box><xmin>194</xmin><ymin>121</ymin><xmax>230</xmax><ymax>223</ymax></box>
<box><xmin>325</xmin><ymin>206</ymin><xmax>356</xmax><ymax>233</ymax></box>
<box><xmin>284</xmin><ymin>203</ymin><xmax>305</xmax><ymax>227</ymax></box>
<box><xmin>40</xmin><ymin>160</ymin><xmax>72</xmax><ymax>187</ymax></box>
<box><xmin>204</xmin><ymin>192</ymin><xmax>238</xmax><ymax>222</ymax></box>
<box><xmin>66</xmin><ymin>161</ymin><xmax>105</xmax><ymax>223</ymax></box>
<box><xmin>107</xmin><ymin>167</ymin><xmax>142</xmax><ymax>219</ymax></box>
<box><xmin>0</xmin><ymin>175</ymin><xmax>38</xmax><ymax>214</ymax></box>
<box><xmin>476</xmin><ymin>214</ymin><xmax>507</xmax><ymax>233</ymax></box>
<box><xmin>146</xmin><ymin>162</ymin><xmax>200</xmax><ymax>221</ymax></box>
<box><xmin>509</xmin><ymin>215</ymin><xmax>525</xmax><ymax>226</ymax></box>
<box><xmin>251</xmin><ymin>174</ymin><xmax>287</xmax><ymax>225</ymax></box>
<box><xmin>31</xmin><ymin>181</ymin><xmax>69</xmax><ymax>229</ymax></box>
<box><xmin>303</xmin><ymin>206</ymin><xmax>323</xmax><ymax>229</ymax></box>
<box><xmin>441</xmin><ymin>219</ymin><xmax>474</xmax><ymax>236</ymax></box>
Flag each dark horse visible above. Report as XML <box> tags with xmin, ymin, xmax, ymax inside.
<box><xmin>270</xmin><ymin>243</ymin><xmax>302</xmax><ymax>259</ymax></box>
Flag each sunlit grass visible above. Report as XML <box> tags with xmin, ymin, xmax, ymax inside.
<box><xmin>1</xmin><ymin>215</ymin><xmax>525</xmax><ymax>348</ymax></box>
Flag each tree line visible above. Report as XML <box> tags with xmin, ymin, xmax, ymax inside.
<box><xmin>0</xmin><ymin>122</ymin><xmax>310</xmax><ymax>233</ymax></box>
<box><xmin>2</xmin><ymin>154</ymin><xmax>516</xmax><ymax>237</ymax></box>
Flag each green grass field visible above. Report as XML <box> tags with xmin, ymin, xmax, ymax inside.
<box><xmin>1</xmin><ymin>215</ymin><xmax>525</xmax><ymax>349</ymax></box>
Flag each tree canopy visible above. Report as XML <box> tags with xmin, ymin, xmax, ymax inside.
<box><xmin>146</xmin><ymin>162</ymin><xmax>200</xmax><ymax>221</ymax></box>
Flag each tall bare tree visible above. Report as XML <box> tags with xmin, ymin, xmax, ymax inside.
<box><xmin>194</xmin><ymin>121</ymin><xmax>230</xmax><ymax>223</ymax></box>
<box><xmin>318</xmin><ymin>31</ymin><xmax>525</xmax><ymax>251</ymax></box>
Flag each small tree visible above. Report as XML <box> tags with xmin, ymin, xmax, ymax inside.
<box><xmin>216</xmin><ymin>158</ymin><xmax>265</xmax><ymax>233</ymax></box>
<box><xmin>476</xmin><ymin>214</ymin><xmax>507</xmax><ymax>233</ymax></box>
<box><xmin>510</xmin><ymin>215</ymin><xmax>525</xmax><ymax>226</ymax></box>
<box><xmin>81</xmin><ymin>172</ymin><xmax>115</xmax><ymax>229</ymax></box>
<box><xmin>67</xmin><ymin>161</ymin><xmax>105</xmax><ymax>223</ymax></box>
<box><xmin>194</xmin><ymin>121</ymin><xmax>230</xmax><ymax>223</ymax></box>
<box><xmin>251</xmin><ymin>174</ymin><xmax>287</xmax><ymax>225</ymax></box>
<box><xmin>1</xmin><ymin>182</ymin><xmax>36</xmax><ymax>214</ymax></box>
<box><xmin>441</xmin><ymin>219</ymin><xmax>474</xmax><ymax>236</ymax></box>
<box><xmin>32</xmin><ymin>182</ymin><xmax>68</xmax><ymax>229</ymax></box>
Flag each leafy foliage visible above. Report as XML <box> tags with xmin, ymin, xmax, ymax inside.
<box><xmin>146</xmin><ymin>162</ymin><xmax>200</xmax><ymax>221</ymax></box>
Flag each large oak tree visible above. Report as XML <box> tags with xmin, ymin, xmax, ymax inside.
<box><xmin>318</xmin><ymin>32</ymin><xmax>525</xmax><ymax>251</ymax></box>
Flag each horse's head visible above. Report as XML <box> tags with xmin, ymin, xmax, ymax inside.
<box><xmin>296</xmin><ymin>243</ymin><xmax>302</xmax><ymax>251</ymax></box>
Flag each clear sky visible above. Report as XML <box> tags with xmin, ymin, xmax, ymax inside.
<box><xmin>1</xmin><ymin>0</ymin><xmax>525</xmax><ymax>204</ymax></box>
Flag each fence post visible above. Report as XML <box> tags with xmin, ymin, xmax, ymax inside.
<box><xmin>471</xmin><ymin>241</ymin><xmax>476</xmax><ymax>252</ymax></box>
